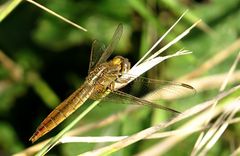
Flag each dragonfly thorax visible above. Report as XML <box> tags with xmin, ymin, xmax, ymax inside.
<box><xmin>86</xmin><ymin>56</ymin><xmax>130</xmax><ymax>99</ymax></box>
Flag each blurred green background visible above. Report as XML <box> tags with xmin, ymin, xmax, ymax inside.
<box><xmin>0</xmin><ymin>0</ymin><xmax>240</xmax><ymax>155</ymax></box>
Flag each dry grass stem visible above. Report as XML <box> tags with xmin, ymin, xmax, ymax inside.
<box><xmin>133</xmin><ymin>10</ymin><xmax>188</xmax><ymax>68</ymax></box>
<box><xmin>231</xmin><ymin>145</ymin><xmax>240</xmax><ymax>156</ymax></box>
<box><xmin>219</xmin><ymin>52</ymin><xmax>240</xmax><ymax>91</ymax></box>
<box><xmin>13</xmin><ymin>140</ymin><xmax>49</xmax><ymax>156</ymax></box>
<box><xmin>60</xmin><ymin>127</ymin><xmax>206</xmax><ymax>144</ymax></box>
<box><xmin>191</xmin><ymin>51</ymin><xmax>240</xmax><ymax>156</ymax></box>
<box><xmin>81</xmin><ymin>85</ymin><xmax>240</xmax><ymax>156</ymax></box>
<box><xmin>199</xmin><ymin>99</ymin><xmax>240</xmax><ymax>156</ymax></box>
<box><xmin>145</xmin><ymin>20</ymin><xmax>201</xmax><ymax>62</ymax></box>
<box><xmin>136</xmin><ymin>92</ymin><xmax>240</xmax><ymax>156</ymax></box>
<box><xmin>180</xmin><ymin>38</ymin><xmax>240</xmax><ymax>80</ymax></box>
<box><xmin>53</xmin><ymin>115</ymin><xmax>240</xmax><ymax>144</ymax></box>
<box><xmin>49</xmin><ymin>113</ymin><xmax>239</xmax><ymax>145</ymax></box>
<box><xmin>0</xmin><ymin>50</ymin><xmax>23</xmax><ymax>81</ymax></box>
<box><xmin>26</xmin><ymin>0</ymin><xmax>87</xmax><ymax>31</ymax></box>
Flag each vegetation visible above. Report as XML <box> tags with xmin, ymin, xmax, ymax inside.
<box><xmin>0</xmin><ymin>0</ymin><xmax>240</xmax><ymax>155</ymax></box>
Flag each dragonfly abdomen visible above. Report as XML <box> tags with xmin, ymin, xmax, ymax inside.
<box><xmin>29</xmin><ymin>83</ymin><xmax>95</xmax><ymax>143</ymax></box>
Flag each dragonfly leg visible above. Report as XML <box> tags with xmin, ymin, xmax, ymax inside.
<box><xmin>115</xmin><ymin>77</ymin><xmax>130</xmax><ymax>83</ymax></box>
<box><xmin>109</xmin><ymin>82</ymin><xmax>115</xmax><ymax>91</ymax></box>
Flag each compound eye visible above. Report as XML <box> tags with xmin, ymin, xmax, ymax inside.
<box><xmin>121</xmin><ymin>59</ymin><xmax>130</xmax><ymax>73</ymax></box>
<box><xmin>112</xmin><ymin>56</ymin><xmax>124</xmax><ymax>65</ymax></box>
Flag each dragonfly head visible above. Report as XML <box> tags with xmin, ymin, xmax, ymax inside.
<box><xmin>112</xmin><ymin>56</ymin><xmax>131</xmax><ymax>74</ymax></box>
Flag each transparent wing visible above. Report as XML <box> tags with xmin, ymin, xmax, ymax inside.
<box><xmin>98</xmin><ymin>90</ymin><xmax>180</xmax><ymax>114</ymax></box>
<box><xmin>88</xmin><ymin>24</ymin><xmax>123</xmax><ymax>73</ymax></box>
<box><xmin>135</xmin><ymin>77</ymin><xmax>196</xmax><ymax>100</ymax></box>
<box><xmin>88</xmin><ymin>40</ymin><xmax>106</xmax><ymax>73</ymax></box>
<box><xmin>96</xmin><ymin>24</ymin><xmax>123</xmax><ymax>65</ymax></box>
<box><xmin>89</xmin><ymin>75</ymin><xmax>195</xmax><ymax>113</ymax></box>
<box><xmin>116</xmin><ymin>75</ymin><xmax>196</xmax><ymax>100</ymax></box>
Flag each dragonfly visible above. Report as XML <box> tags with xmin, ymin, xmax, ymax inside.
<box><xmin>29</xmin><ymin>24</ymin><xmax>195</xmax><ymax>143</ymax></box>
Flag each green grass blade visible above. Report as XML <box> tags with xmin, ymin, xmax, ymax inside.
<box><xmin>27</xmin><ymin>72</ymin><xmax>60</xmax><ymax>108</ymax></box>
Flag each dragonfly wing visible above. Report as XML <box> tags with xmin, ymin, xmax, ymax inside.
<box><xmin>99</xmin><ymin>90</ymin><xmax>180</xmax><ymax>114</ymax></box>
<box><xmin>88</xmin><ymin>24</ymin><xmax>123</xmax><ymax>73</ymax></box>
<box><xmin>88</xmin><ymin>40</ymin><xmax>106</xmax><ymax>73</ymax></box>
<box><xmin>135</xmin><ymin>77</ymin><xmax>196</xmax><ymax>100</ymax></box>
<box><xmin>116</xmin><ymin>75</ymin><xmax>196</xmax><ymax>100</ymax></box>
<box><xmin>96</xmin><ymin>24</ymin><xmax>123</xmax><ymax>65</ymax></box>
